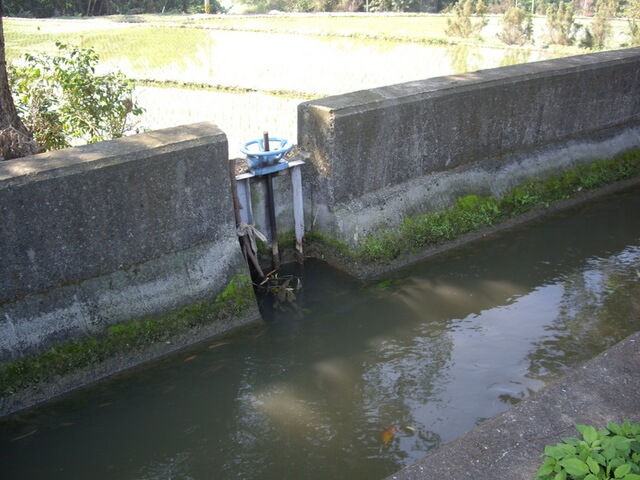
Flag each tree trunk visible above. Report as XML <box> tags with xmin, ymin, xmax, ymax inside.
<box><xmin>0</xmin><ymin>7</ymin><xmax>38</xmax><ymax>160</ymax></box>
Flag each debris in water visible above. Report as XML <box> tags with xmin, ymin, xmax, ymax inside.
<box><xmin>381</xmin><ymin>425</ymin><xmax>400</xmax><ymax>445</ymax></box>
<box><xmin>183</xmin><ymin>355</ymin><xmax>197</xmax><ymax>362</ymax></box>
<box><xmin>11</xmin><ymin>429</ymin><xmax>37</xmax><ymax>442</ymax></box>
<box><xmin>208</xmin><ymin>341</ymin><xmax>231</xmax><ymax>350</ymax></box>
<box><xmin>97</xmin><ymin>402</ymin><xmax>113</xmax><ymax>408</ymax></box>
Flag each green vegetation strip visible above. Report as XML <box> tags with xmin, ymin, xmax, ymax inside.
<box><xmin>134</xmin><ymin>78</ymin><xmax>322</xmax><ymax>100</ymax></box>
<box><xmin>0</xmin><ymin>274</ymin><xmax>254</xmax><ymax>396</ymax></box>
<box><xmin>309</xmin><ymin>151</ymin><xmax>640</xmax><ymax>263</ymax></box>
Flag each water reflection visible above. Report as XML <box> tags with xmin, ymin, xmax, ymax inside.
<box><xmin>1</xmin><ymin>187</ymin><xmax>639</xmax><ymax>479</ymax></box>
<box><xmin>122</xmin><ymin>30</ymin><xmax>554</xmax><ymax>94</ymax></box>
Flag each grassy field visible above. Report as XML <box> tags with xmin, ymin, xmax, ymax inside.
<box><xmin>6</xmin><ymin>13</ymin><xmax>635</xmax><ymax>64</ymax></box>
<box><xmin>4</xmin><ymin>13</ymin><xmax>636</xmax><ymax>155</ymax></box>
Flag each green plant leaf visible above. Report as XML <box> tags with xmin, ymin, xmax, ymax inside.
<box><xmin>587</xmin><ymin>456</ymin><xmax>600</xmax><ymax>475</ymax></box>
<box><xmin>623</xmin><ymin>474</ymin><xmax>640</xmax><ymax>480</ymax></box>
<box><xmin>612</xmin><ymin>436</ymin><xmax>632</xmax><ymax>452</ymax></box>
<box><xmin>609</xmin><ymin>423</ymin><xmax>622</xmax><ymax>435</ymax></box>
<box><xmin>554</xmin><ymin>470</ymin><xmax>567</xmax><ymax>480</ymax></box>
<box><xmin>615</xmin><ymin>464</ymin><xmax>632</xmax><ymax>478</ymax></box>
<box><xmin>538</xmin><ymin>457</ymin><xmax>556</xmax><ymax>476</ymax></box>
<box><xmin>559</xmin><ymin>458</ymin><xmax>590</xmax><ymax>476</ymax></box>
<box><xmin>563</xmin><ymin>437</ymin><xmax>581</xmax><ymax>446</ymax></box>
<box><xmin>583</xmin><ymin>426</ymin><xmax>598</xmax><ymax>445</ymax></box>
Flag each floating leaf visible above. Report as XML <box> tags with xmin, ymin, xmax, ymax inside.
<box><xmin>381</xmin><ymin>425</ymin><xmax>399</xmax><ymax>446</ymax></box>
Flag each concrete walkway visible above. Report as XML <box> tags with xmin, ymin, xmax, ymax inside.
<box><xmin>388</xmin><ymin>331</ymin><xmax>640</xmax><ymax>480</ymax></box>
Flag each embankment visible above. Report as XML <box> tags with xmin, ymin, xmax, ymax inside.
<box><xmin>298</xmin><ymin>47</ymin><xmax>640</xmax><ymax>249</ymax></box>
<box><xmin>0</xmin><ymin>123</ymin><xmax>261</xmax><ymax>365</ymax></box>
<box><xmin>2</xmin><ymin>47</ymin><xmax>640</xmax><ymax>416</ymax></box>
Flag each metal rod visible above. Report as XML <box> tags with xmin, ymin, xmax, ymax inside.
<box><xmin>228</xmin><ymin>159</ymin><xmax>265</xmax><ymax>280</ymax></box>
<box><xmin>265</xmin><ymin>173</ymin><xmax>279</xmax><ymax>269</ymax></box>
<box><xmin>291</xmin><ymin>164</ymin><xmax>304</xmax><ymax>256</ymax></box>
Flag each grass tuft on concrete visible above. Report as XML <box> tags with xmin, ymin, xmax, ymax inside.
<box><xmin>304</xmin><ymin>150</ymin><xmax>640</xmax><ymax>264</ymax></box>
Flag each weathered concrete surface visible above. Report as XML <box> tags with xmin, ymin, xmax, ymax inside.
<box><xmin>309</xmin><ymin>176</ymin><xmax>640</xmax><ymax>282</ymax></box>
<box><xmin>299</xmin><ymin>48</ymin><xmax>640</xmax><ymax>246</ymax></box>
<box><xmin>388</xmin><ymin>331</ymin><xmax>640</xmax><ymax>480</ymax></box>
<box><xmin>0</xmin><ymin>123</ymin><xmax>261</xmax><ymax>362</ymax></box>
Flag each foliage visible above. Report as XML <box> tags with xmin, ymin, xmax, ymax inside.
<box><xmin>587</xmin><ymin>0</ymin><xmax>619</xmax><ymax>49</ymax></box>
<box><xmin>445</xmin><ymin>0</ymin><xmax>488</xmax><ymax>38</ymax></box>
<box><xmin>9</xmin><ymin>42</ymin><xmax>143</xmax><ymax>151</ymax></box>
<box><xmin>498</xmin><ymin>6</ymin><xmax>533</xmax><ymax>45</ymax></box>
<box><xmin>627</xmin><ymin>0</ymin><xmax>640</xmax><ymax>18</ymax></box>
<box><xmin>2</xmin><ymin>0</ymin><xmax>223</xmax><ymax>17</ymax></box>
<box><xmin>536</xmin><ymin>421</ymin><xmax>640</xmax><ymax>480</ymax></box>
<box><xmin>623</xmin><ymin>0</ymin><xmax>640</xmax><ymax>45</ymax></box>
<box><xmin>353</xmin><ymin>150</ymin><xmax>640</xmax><ymax>263</ymax></box>
<box><xmin>546</xmin><ymin>1</ymin><xmax>578</xmax><ymax>46</ymax></box>
<box><xmin>0</xmin><ymin>274</ymin><xmax>253</xmax><ymax>396</ymax></box>
<box><xmin>629</xmin><ymin>20</ymin><xmax>640</xmax><ymax>46</ymax></box>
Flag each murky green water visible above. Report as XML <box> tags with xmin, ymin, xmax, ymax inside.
<box><xmin>1</xmin><ymin>186</ymin><xmax>639</xmax><ymax>480</ymax></box>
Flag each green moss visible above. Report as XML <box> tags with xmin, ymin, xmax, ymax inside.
<box><xmin>0</xmin><ymin>273</ymin><xmax>254</xmax><ymax>396</ymax></box>
<box><xmin>306</xmin><ymin>151</ymin><xmax>640</xmax><ymax>264</ymax></box>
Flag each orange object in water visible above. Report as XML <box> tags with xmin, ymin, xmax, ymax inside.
<box><xmin>380</xmin><ymin>425</ymin><xmax>400</xmax><ymax>445</ymax></box>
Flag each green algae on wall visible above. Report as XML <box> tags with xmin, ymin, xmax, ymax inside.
<box><xmin>306</xmin><ymin>150</ymin><xmax>640</xmax><ymax>264</ymax></box>
<box><xmin>0</xmin><ymin>273</ymin><xmax>254</xmax><ymax>397</ymax></box>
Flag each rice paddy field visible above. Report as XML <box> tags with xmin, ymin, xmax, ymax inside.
<box><xmin>5</xmin><ymin>13</ymin><xmax>635</xmax><ymax>156</ymax></box>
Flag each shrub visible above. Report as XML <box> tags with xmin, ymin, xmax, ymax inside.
<box><xmin>546</xmin><ymin>1</ymin><xmax>578</xmax><ymax>45</ymax></box>
<box><xmin>498</xmin><ymin>6</ymin><xmax>533</xmax><ymax>45</ymax></box>
<box><xmin>445</xmin><ymin>0</ymin><xmax>488</xmax><ymax>38</ymax></box>
<box><xmin>628</xmin><ymin>20</ymin><xmax>640</xmax><ymax>46</ymax></box>
<box><xmin>9</xmin><ymin>42</ymin><xmax>143</xmax><ymax>152</ymax></box>
<box><xmin>536</xmin><ymin>421</ymin><xmax>640</xmax><ymax>480</ymax></box>
<box><xmin>587</xmin><ymin>0</ymin><xmax>619</xmax><ymax>49</ymax></box>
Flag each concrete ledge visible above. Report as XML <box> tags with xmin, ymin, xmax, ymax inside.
<box><xmin>388</xmin><ymin>331</ymin><xmax>640</xmax><ymax>480</ymax></box>
<box><xmin>0</xmin><ymin>122</ymin><xmax>260</xmax><ymax>361</ymax></box>
<box><xmin>299</xmin><ymin>48</ymin><xmax>640</xmax><ymax>246</ymax></box>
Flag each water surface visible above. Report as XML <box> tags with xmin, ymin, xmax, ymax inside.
<box><xmin>1</xmin><ymin>186</ymin><xmax>639</xmax><ymax>479</ymax></box>
<box><xmin>129</xmin><ymin>31</ymin><xmax>557</xmax><ymax>155</ymax></box>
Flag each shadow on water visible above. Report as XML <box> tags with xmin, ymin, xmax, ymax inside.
<box><xmin>1</xmin><ymin>186</ymin><xmax>639</xmax><ymax>480</ymax></box>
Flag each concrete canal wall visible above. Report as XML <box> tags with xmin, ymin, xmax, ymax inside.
<box><xmin>2</xmin><ymin>47</ymin><xmax>640</xmax><ymax>371</ymax></box>
<box><xmin>298</xmin><ymin>47</ymin><xmax>640</xmax><ymax>246</ymax></box>
<box><xmin>0</xmin><ymin>122</ymin><xmax>260</xmax><ymax>362</ymax></box>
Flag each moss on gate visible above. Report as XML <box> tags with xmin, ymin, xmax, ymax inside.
<box><xmin>0</xmin><ymin>273</ymin><xmax>254</xmax><ymax>397</ymax></box>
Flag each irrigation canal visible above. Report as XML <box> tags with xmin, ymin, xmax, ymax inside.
<box><xmin>1</xmin><ymin>185</ymin><xmax>639</xmax><ymax>479</ymax></box>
